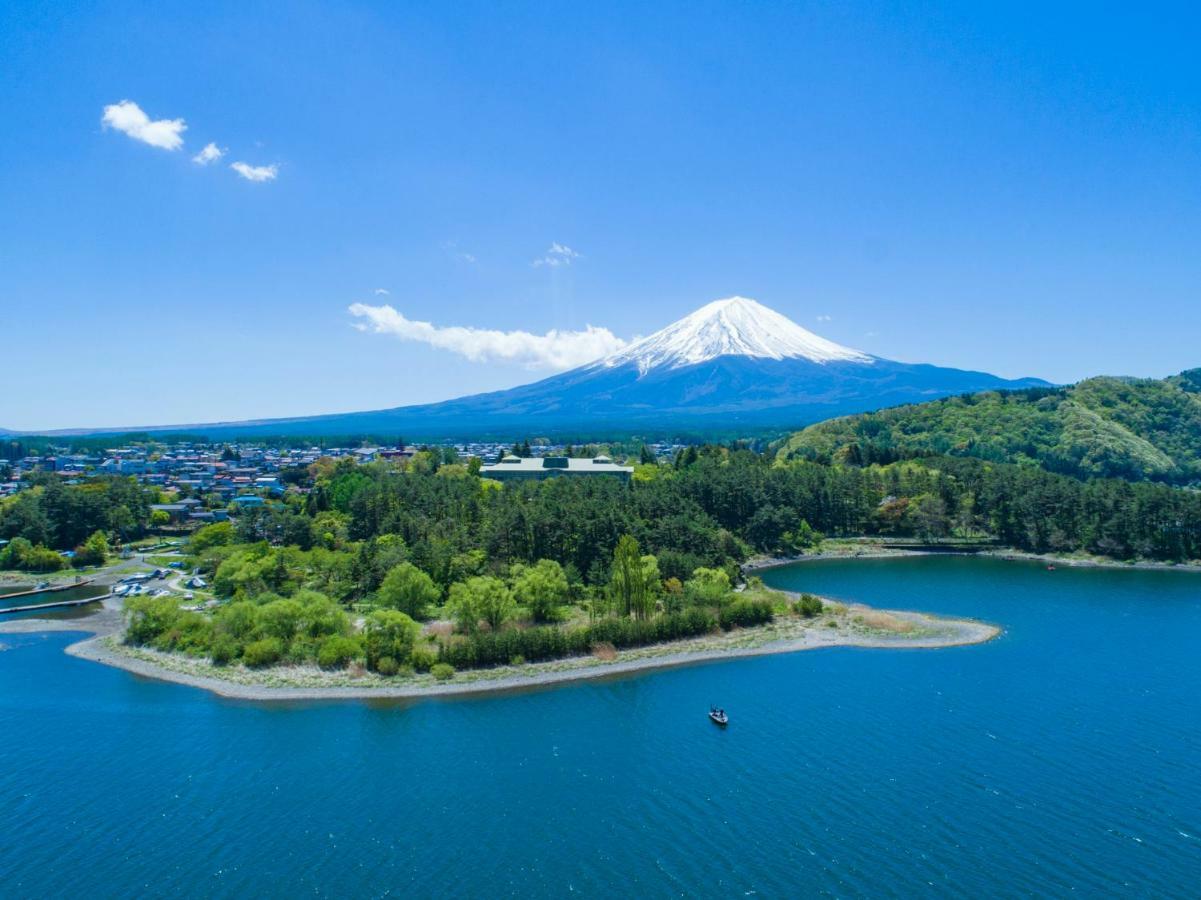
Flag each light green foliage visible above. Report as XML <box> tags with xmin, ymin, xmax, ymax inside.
<box><xmin>448</xmin><ymin>549</ymin><xmax>487</xmax><ymax>584</ymax></box>
<box><xmin>430</xmin><ymin>662</ymin><xmax>455</xmax><ymax>681</ymax></box>
<box><xmin>214</xmin><ymin>600</ymin><xmax>261</xmax><ymax>642</ymax></box>
<box><xmin>242</xmin><ymin>638</ymin><xmax>283</xmax><ymax>668</ymax></box>
<box><xmin>684</xmin><ymin>567</ymin><xmax>732</xmax><ymax>607</ymax></box>
<box><xmin>777</xmin><ymin>374</ymin><xmax>1201</xmax><ymax>484</ymax></box>
<box><xmin>317</xmin><ymin>634</ymin><xmax>362</xmax><ymax>669</ymax></box>
<box><xmin>0</xmin><ymin>536</ymin><xmax>66</xmax><ymax>572</ymax></box>
<box><xmin>510</xmin><ymin>559</ymin><xmax>569</xmax><ymax>623</ymax></box>
<box><xmin>607</xmin><ymin>535</ymin><xmax>656</xmax><ymax>620</ymax></box>
<box><xmin>71</xmin><ymin>530</ymin><xmax>108</xmax><ymax>568</ymax></box>
<box><xmin>258</xmin><ymin>599</ymin><xmax>304</xmax><ymax>641</ymax></box>
<box><xmin>448</xmin><ymin>576</ymin><xmax>515</xmax><ymax>633</ymax></box>
<box><xmin>408</xmin><ymin>644</ymin><xmax>438</xmax><ymax>672</ymax></box>
<box><xmin>124</xmin><ymin>596</ymin><xmax>213</xmax><ymax>654</ymax></box>
<box><xmin>377</xmin><ymin>561</ymin><xmax>440</xmax><ymax>619</ymax></box>
<box><xmin>784</xmin><ymin>519</ymin><xmax>822</xmax><ymax>550</ymax></box>
<box><xmin>363</xmin><ymin>609</ymin><xmax>421</xmax><ymax>671</ymax></box>
<box><xmin>294</xmin><ymin>590</ymin><xmax>350</xmax><ymax>639</ymax></box>
<box><xmin>190</xmin><ymin>521</ymin><xmax>235</xmax><ymax>553</ymax></box>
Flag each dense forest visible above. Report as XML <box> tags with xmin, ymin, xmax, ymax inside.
<box><xmin>777</xmin><ymin>371</ymin><xmax>1201</xmax><ymax>484</ymax></box>
<box><xmin>5</xmin><ymin>447</ymin><xmax>1201</xmax><ymax>573</ymax></box>
<box><xmin>0</xmin><ymin>473</ymin><xmax>153</xmax><ymax>569</ymax></box>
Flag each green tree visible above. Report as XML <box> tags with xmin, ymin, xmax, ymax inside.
<box><xmin>377</xmin><ymin>561</ymin><xmax>440</xmax><ymax>619</ymax></box>
<box><xmin>259</xmin><ymin>599</ymin><xmax>304</xmax><ymax>643</ymax></box>
<box><xmin>510</xmin><ymin>559</ymin><xmax>569</xmax><ymax>623</ymax></box>
<box><xmin>362</xmin><ymin>609</ymin><xmax>421</xmax><ymax>670</ymax></box>
<box><xmin>72</xmin><ymin>530</ymin><xmax>109</xmax><ymax>568</ymax></box>
<box><xmin>448</xmin><ymin>575</ymin><xmax>515</xmax><ymax>633</ymax></box>
<box><xmin>683</xmin><ymin>567</ymin><xmax>732</xmax><ymax>607</ymax></box>
<box><xmin>607</xmin><ymin>535</ymin><xmax>652</xmax><ymax>619</ymax></box>
<box><xmin>190</xmin><ymin>521</ymin><xmax>235</xmax><ymax>552</ymax></box>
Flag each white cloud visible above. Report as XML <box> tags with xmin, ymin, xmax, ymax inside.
<box><xmin>815</xmin><ymin>314</ymin><xmax>833</xmax><ymax>322</ymax></box>
<box><xmin>101</xmin><ymin>100</ymin><xmax>186</xmax><ymax>150</ymax></box>
<box><xmin>441</xmin><ymin>240</ymin><xmax>477</xmax><ymax>264</ymax></box>
<box><xmin>374</xmin><ymin>288</ymin><xmax>390</xmax><ymax>296</ymax></box>
<box><xmin>532</xmin><ymin>242</ymin><xmax>580</xmax><ymax>268</ymax></box>
<box><xmin>230</xmin><ymin>161</ymin><xmax>278</xmax><ymax>182</ymax></box>
<box><xmin>192</xmin><ymin>142</ymin><xmax>224</xmax><ymax>165</ymax></box>
<box><xmin>349</xmin><ymin>302</ymin><xmax>627</xmax><ymax>370</ymax></box>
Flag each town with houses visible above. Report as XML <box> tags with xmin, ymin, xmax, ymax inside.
<box><xmin>0</xmin><ymin>439</ymin><xmax>684</xmax><ymax>526</ymax></box>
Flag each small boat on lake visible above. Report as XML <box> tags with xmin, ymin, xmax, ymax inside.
<box><xmin>709</xmin><ymin>707</ymin><xmax>728</xmax><ymax>727</ymax></box>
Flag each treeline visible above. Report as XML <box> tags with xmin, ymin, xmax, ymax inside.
<box><xmin>0</xmin><ymin>475</ymin><xmax>153</xmax><ymax>564</ymax></box>
<box><xmin>310</xmin><ymin>449</ymin><xmax>1201</xmax><ymax>570</ymax></box>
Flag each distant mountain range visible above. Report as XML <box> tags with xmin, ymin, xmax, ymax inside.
<box><xmin>777</xmin><ymin>369</ymin><xmax>1201</xmax><ymax>484</ymax></box>
<box><xmin>7</xmin><ymin>297</ymin><xmax>1049</xmax><ymax>439</ymax></box>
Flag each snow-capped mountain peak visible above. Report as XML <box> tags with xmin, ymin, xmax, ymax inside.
<box><xmin>598</xmin><ymin>296</ymin><xmax>873</xmax><ymax>374</ymax></box>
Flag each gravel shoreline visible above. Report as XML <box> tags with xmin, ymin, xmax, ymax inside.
<box><xmin>2</xmin><ymin>598</ymin><xmax>999</xmax><ymax>702</ymax></box>
<box><xmin>744</xmin><ymin>546</ymin><xmax>1201</xmax><ymax>573</ymax></box>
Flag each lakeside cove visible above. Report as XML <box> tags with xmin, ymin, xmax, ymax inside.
<box><xmin>1</xmin><ymin>591</ymin><xmax>997</xmax><ymax>702</ymax></box>
<box><xmin>745</xmin><ymin>538</ymin><xmax>1201</xmax><ymax>574</ymax></box>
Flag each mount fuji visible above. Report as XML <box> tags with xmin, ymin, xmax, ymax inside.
<box><xmin>33</xmin><ymin>298</ymin><xmax>1049</xmax><ymax>438</ymax></box>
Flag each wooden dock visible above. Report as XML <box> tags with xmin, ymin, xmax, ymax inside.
<box><xmin>0</xmin><ymin>579</ymin><xmax>96</xmax><ymax>602</ymax></box>
<box><xmin>0</xmin><ymin>593</ymin><xmax>111</xmax><ymax>615</ymax></box>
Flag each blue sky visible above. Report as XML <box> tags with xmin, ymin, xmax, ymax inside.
<box><xmin>2</xmin><ymin>1</ymin><xmax>1199</xmax><ymax>431</ymax></box>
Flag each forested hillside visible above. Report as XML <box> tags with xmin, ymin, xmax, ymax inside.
<box><xmin>777</xmin><ymin>371</ymin><xmax>1201</xmax><ymax>484</ymax></box>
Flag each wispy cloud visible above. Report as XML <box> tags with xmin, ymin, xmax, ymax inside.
<box><xmin>532</xmin><ymin>242</ymin><xmax>580</xmax><ymax>268</ymax></box>
<box><xmin>442</xmin><ymin>240</ymin><xmax>477</xmax><ymax>264</ymax></box>
<box><xmin>192</xmin><ymin>142</ymin><xmax>224</xmax><ymax>165</ymax></box>
<box><xmin>374</xmin><ymin>288</ymin><xmax>390</xmax><ymax>296</ymax></box>
<box><xmin>101</xmin><ymin>100</ymin><xmax>186</xmax><ymax>150</ymax></box>
<box><xmin>349</xmin><ymin>303</ymin><xmax>627</xmax><ymax>370</ymax></box>
<box><xmin>230</xmin><ymin>161</ymin><xmax>278</xmax><ymax>182</ymax></box>
<box><xmin>815</xmin><ymin>314</ymin><xmax>833</xmax><ymax>322</ymax></box>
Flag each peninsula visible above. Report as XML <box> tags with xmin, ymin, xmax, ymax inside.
<box><xmin>1</xmin><ymin>591</ymin><xmax>998</xmax><ymax>701</ymax></box>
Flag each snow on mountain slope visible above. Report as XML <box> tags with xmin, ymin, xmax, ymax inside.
<box><xmin>31</xmin><ymin>296</ymin><xmax>1049</xmax><ymax>438</ymax></box>
<box><xmin>596</xmin><ymin>296</ymin><xmax>872</xmax><ymax>374</ymax></box>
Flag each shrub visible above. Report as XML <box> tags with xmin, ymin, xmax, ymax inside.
<box><xmin>210</xmin><ymin>634</ymin><xmax>240</xmax><ymax>666</ymax></box>
<box><xmin>0</xmin><ymin>540</ymin><xmax>68</xmax><ymax>573</ymax></box>
<box><xmin>242</xmin><ymin>638</ymin><xmax>283</xmax><ymax>668</ymax></box>
<box><xmin>684</xmin><ymin>567</ymin><xmax>732</xmax><ymax>607</ymax></box>
<box><xmin>408</xmin><ymin>644</ymin><xmax>438</xmax><ymax>672</ymax></box>
<box><xmin>795</xmin><ymin>593</ymin><xmax>824</xmax><ymax>618</ymax></box>
<box><xmin>363</xmin><ymin>610</ymin><xmax>420</xmax><ymax>670</ymax></box>
<box><xmin>71</xmin><ymin>531</ymin><xmax>109</xmax><ymax>568</ymax></box>
<box><xmin>125</xmin><ymin>596</ymin><xmax>187</xmax><ymax>646</ymax></box>
<box><xmin>375</xmin><ymin>656</ymin><xmax>399</xmax><ymax>677</ymax></box>
<box><xmin>317</xmin><ymin>635</ymin><xmax>361</xmax><ymax>669</ymax></box>
<box><xmin>719</xmin><ymin>598</ymin><xmax>774</xmax><ymax>630</ymax></box>
<box><xmin>438</xmin><ymin>608</ymin><xmax>718</xmax><ymax>671</ymax></box>
<box><xmin>431</xmin><ymin>662</ymin><xmax>455</xmax><ymax>681</ymax></box>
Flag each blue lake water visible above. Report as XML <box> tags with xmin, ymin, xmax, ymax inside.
<box><xmin>2</xmin><ymin>556</ymin><xmax>1200</xmax><ymax>896</ymax></box>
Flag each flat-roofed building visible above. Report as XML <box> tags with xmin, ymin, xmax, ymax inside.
<box><xmin>480</xmin><ymin>455</ymin><xmax>632</xmax><ymax>482</ymax></box>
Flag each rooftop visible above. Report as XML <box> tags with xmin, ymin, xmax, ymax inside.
<box><xmin>481</xmin><ymin>456</ymin><xmax>632</xmax><ymax>475</ymax></box>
